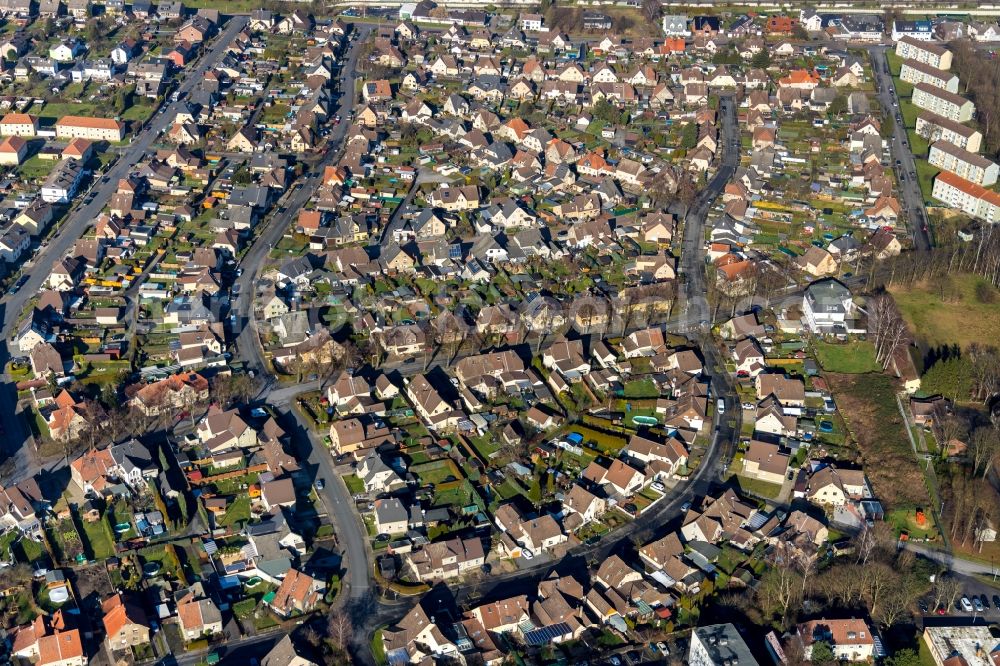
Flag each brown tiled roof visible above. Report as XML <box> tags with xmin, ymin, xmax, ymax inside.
<box><xmin>55</xmin><ymin>115</ymin><xmax>124</xmax><ymax>130</ymax></box>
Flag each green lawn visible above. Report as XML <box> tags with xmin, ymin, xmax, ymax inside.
<box><xmin>78</xmin><ymin>516</ymin><xmax>115</xmax><ymax>560</ymax></box>
<box><xmin>121</xmin><ymin>101</ymin><xmax>156</xmax><ymax>123</ymax></box>
<box><xmin>899</xmin><ymin>97</ymin><xmax>919</xmax><ymax>129</ymax></box>
<box><xmin>218</xmin><ymin>496</ymin><xmax>251</xmax><ymax>528</ymax></box>
<box><xmin>139</xmin><ymin>544</ymin><xmax>183</xmax><ymax>579</ymax></box>
<box><xmin>734</xmin><ymin>475</ymin><xmax>783</xmax><ymax>499</ymax></box>
<box><xmin>886</xmin><ymin>50</ymin><xmax>903</xmax><ymax>76</ymax></box>
<box><xmin>371</xmin><ymin>629</ymin><xmax>387</xmax><ymax>666</ymax></box>
<box><xmin>37</xmin><ymin>101</ymin><xmax>100</xmax><ymax>120</ymax></box>
<box><xmin>909</xmin><ymin>130</ymin><xmax>930</xmax><ymax>159</ymax></box>
<box><xmin>0</xmin><ymin>530</ymin><xmax>17</xmax><ymax>560</ymax></box>
<box><xmin>894</xmin><ymin>77</ymin><xmax>914</xmax><ymax>99</ymax></box>
<box><xmin>17</xmin><ymin>535</ymin><xmax>46</xmax><ymax>564</ymax></box>
<box><xmin>343</xmin><ymin>474</ymin><xmax>365</xmax><ymax>495</ymax></box>
<box><xmin>17</xmin><ymin>156</ymin><xmax>56</xmax><ymax>182</ymax></box>
<box><xmin>412</xmin><ymin>461</ymin><xmax>462</xmax><ymax>486</ymax></box>
<box><xmin>888</xmin><ymin>507</ymin><xmax>939</xmax><ymax>540</ymax></box>
<box><xmin>890</xmin><ymin>272</ymin><xmax>1000</xmax><ymax>350</ymax></box>
<box><xmin>467</xmin><ymin>434</ymin><xmax>499</xmax><ymax>460</ymax></box>
<box><xmin>622</xmin><ymin>378</ymin><xmax>660</xmax><ymax>399</ymax></box>
<box><xmin>914</xmin><ymin>158</ymin><xmax>938</xmax><ymax>202</ymax></box>
<box><xmin>814</xmin><ymin>341</ymin><xmax>880</xmax><ymax>374</ymax></box>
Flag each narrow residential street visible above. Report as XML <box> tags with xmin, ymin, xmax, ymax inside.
<box><xmin>231</xmin><ymin>22</ymin><xmax>374</xmax><ymax>383</ymax></box>
<box><xmin>0</xmin><ymin>15</ymin><xmax>250</xmax><ymax>485</ymax></box>
<box><xmin>868</xmin><ymin>45</ymin><xmax>933</xmax><ymax>251</ymax></box>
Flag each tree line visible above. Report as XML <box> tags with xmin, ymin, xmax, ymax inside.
<box><xmin>951</xmin><ymin>40</ymin><xmax>1000</xmax><ymax>160</ymax></box>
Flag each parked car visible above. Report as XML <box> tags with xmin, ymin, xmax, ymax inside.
<box><xmin>961</xmin><ymin>596</ymin><xmax>974</xmax><ymax>612</ymax></box>
<box><xmin>521</xmin><ymin>548</ymin><xmax>534</xmax><ymax>560</ymax></box>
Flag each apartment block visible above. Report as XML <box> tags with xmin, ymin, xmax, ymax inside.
<box><xmin>900</xmin><ymin>59</ymin><xmax>959</xmax><ymax>93</ymax></box>
<box><xmin>929</xmin><ymin>141</ymin><xmax>998</xmax><ymax>186</ymax></box>
<box><xmin>895</xmin><ymin>36</ymin><xmax>953</xmax><ymax>70</ymax></box>
<box><xmin>41</xmin><ymin>158</ymin><xmax>84</xmax><ymax>204</ymax></box>
<box><xmin>892</xmin><ymin>19</ymin><xmax>933</xmax><ymax>41</ymax></box>
<box><xmin>54</xmin><ymin>115</ymin><xmax>126</xmax><ymax>142</ymax></box>
<box><xmin>916</xmin><ymin>111</ymin><xmax>983</xmax><ymax>153</ymax></box>
<box><xmin>912</xmin><ymin>83</ymin><xmax>975</xmax><ymax>123</ymax></box>
<box><xmin>932</xmin><ymin>170</ymin><xmax>1000</xmax><ymax>223</ymax></box>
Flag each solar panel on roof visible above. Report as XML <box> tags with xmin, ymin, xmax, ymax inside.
<box><xmin>524</xmin><ymin>622</ymin><xmax>572</xmax><ymax>646</ymax></box>
<box><xmin>746</xmin><ymin>512</ymin><xmax>770</xmax><ymax>530</ymax></box>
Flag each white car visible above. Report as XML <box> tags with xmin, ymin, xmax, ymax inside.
<box><xmin>522</xmin><ymin>548</ymin><xmax>534</xmax><ymax>560</ymax></box>
<box><xmin>742</xmin><ymin>402</ymin><xmax>755</xmax><ymax>410</ymax></box>
<box><xmin>651</xmin><ymin>482</ymin><xmax>666</xmax><ymax>493</ymax></box>
<box><xmin>961</xmin><ymin>596</ymin><xmax>974</xmax><ymax>612</ymax></box>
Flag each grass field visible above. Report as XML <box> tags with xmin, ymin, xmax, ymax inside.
<box><xmin>914</xmin><ymin>158</ymin><xmax>938</xmax><ymax>202</ymax></box>
<box><xmin>889</xmin><ymin>273</ymin><xmax>1000</xmax><ymax>350</ymax></box>
<box><xmin>814</xmin><ymin>341</ymin><xmax>880</xmax><ymax>374</ymax></box>
<box><xmin>887</xmin><ymin>50</ymin><xmax>903</xmax><ymax>76</ymax></box>
<box><xmin>909</xmin><ymin>131</ymin><xmax>930</xmax><ymax>159</ymax></box>
<box><xmin>37</xmin><ymin>101</ymin><xmax>100</xmax><ymax>120</ymax></box>
<box><xmin>218</xmin><ymin>496</ymin><xmax>251</xmax><ymax>528</ymax></box>
<box><xmin>17</xmin><ymin>155</ymin><xmax>55</xmax><ymax>182</ymax></box>
<box><xmin>894</xmin><ymin>77</ymin><xmax>914</xmax><ymax>99</ymax></box>
<box><xmin>77</xmin><ymin>516</ymin><xmax>115</xmax><ymax>561</ymax></box>
<box><xmin>888</xmin><ymin>506</ymin><xmax>940</xmax><ymax>540</ymax></box>
<box><xmin>622</xmin><ymin>378</ymin><xmax>660</xmax><ymax>399</ymax></box>
<box><xmin>343</xmin><ymin>474</ymin><xmax>364</xmax><ymax>495</ymax></box>
<box><xmin>899</xmin><ymin>97</ymin><xmax>920</xmax><ymax>129</ymax></box>
<box><xmin>733</xmin><ymin>475</ymin><xmax>783</xmax><ymax>499</ymax></box>
<box><xmin>827</xmin><ymin>372</ymin><xmax>929</xmax><ymax>510</ymax></box>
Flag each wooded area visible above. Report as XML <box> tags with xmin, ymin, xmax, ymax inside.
<box><xmin>951</xmin><ymin>40</ymin><xmax>1000</xmax><ymax>159</ymax></box>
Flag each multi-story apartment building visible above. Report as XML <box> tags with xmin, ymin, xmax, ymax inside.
<box><xmin>54</xmin><ymin>115</ymin><xmax>126</xmax><ymax>142</ymax></box>
<box><xmin>896</xmin><ymin>36</ymin><xmax>953</xmax><ymax>69</ymax></box>
<box><xmin>929</xmin><ymin>141</ymin><xmax>999</xmax><ymax>186</ymax></box>
<box><xmin>932</xmin><ymin>170</ymin><xmax>1000</xmax><ymax>222</ymax></box>
<box><xmin>900</xmin><ymin>59</ymin><xmax>959</xmax><ymax>93</ymax></box>
<box><xmin>916</xmin><ymin>111</ymin><xmax>983</xmax><ymax>153</ymax></box>
<box><xmin>912</xmin><ymin>83</ymin><xmax>975</xmax><ymax>122</ymax></box>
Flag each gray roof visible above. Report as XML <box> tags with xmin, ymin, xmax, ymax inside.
<box><xmin>112</xmin><ymin>438</ymin><xmax>157</xmax><ymax>476</ymax></box>
<box><xmin>692</xmin><ymin>624</ymin><xmax>759</xmax><ymax>666</ymax></box>
<box><xmin>805</xmin><ymin>278</ymin><xmax>851</xmax><ymax>310</ymax></box>
<box><xmin>375</xmin><ymin>498</ymin><xmax>408</xmax><ymax>524</ymax></box>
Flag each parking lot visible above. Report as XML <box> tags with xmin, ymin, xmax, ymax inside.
<box><xmin>920</xmin><ymin>576</ymin><xmax>1000</xmax><ymax>621</ymax></box>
